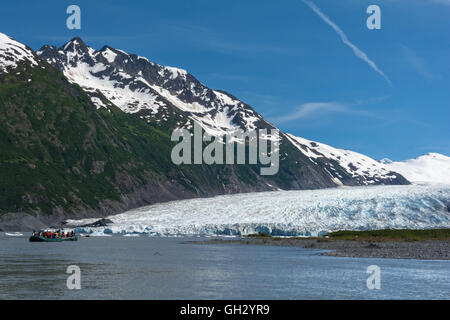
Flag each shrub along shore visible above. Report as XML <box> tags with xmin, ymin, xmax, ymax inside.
<box><xmin>190</xmin><ymin>229</ymin><xmax>450</xmax><ymax>260</ymax></box>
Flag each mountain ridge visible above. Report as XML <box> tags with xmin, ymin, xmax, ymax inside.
<box><xmin>38</xmin><ymin>36</ymin><xmax>409</xmax><ymax>186</ymax></box>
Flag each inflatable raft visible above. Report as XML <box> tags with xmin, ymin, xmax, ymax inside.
<box><xmin>29</xmin><ymin>235</ymin><xmax>78</xmax><ymax>242</ymax></box>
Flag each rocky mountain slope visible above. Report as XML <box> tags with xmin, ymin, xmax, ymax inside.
<box><xmin>38</xmin><ymin>37</ymin><xmax>408</xmax><ymax>186</ymax></box>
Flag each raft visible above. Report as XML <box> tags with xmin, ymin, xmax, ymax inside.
<box><xmin>29</xmin><ymin>235</ymin><xmax>78</xmax><ymax>242</ymax></box>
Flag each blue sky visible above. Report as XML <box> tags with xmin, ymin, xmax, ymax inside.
<box><xmin>1</xmin><ymin>0</ymin><xmax>449</xmax><ymax>160</ymax></box>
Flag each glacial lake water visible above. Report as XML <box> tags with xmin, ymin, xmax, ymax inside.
<box><xmin>0</xmin><ymin>233</ymin><xmax>449</xmax><ymax>300</ymax></box>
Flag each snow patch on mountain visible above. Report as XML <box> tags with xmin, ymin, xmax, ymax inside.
<box><xmin>66</xmin><ymin>185</ymin><xmax>450</xmax><ymax>236</ymax></box>
<box><xmin>0</xmin><ymin>33</ymin><xmax>38</xmax><ymax>73</ymax></box>
<box><xmin>37</xmin><ymin>38</ymin><xmax>264</xmax><ymax>136</ymax></box>
<box><xmin>159</xmin><ymin>66</ymin><xmax>187</xmax><ymax>80</ymax></box>
<box><xmin>384</xmin><ymin>153</ymin><xmax>450</xmax><ymax>185</ymax></box>
<box><xmin>63</xmin><ymin>61</ymin><xmax>167</xmax><ymax>113</ymax></box>
<box><xmin>286</xmin><ymin>133</ymin><xmax>398</xmax><ymax>184</ymax></box>
<box><xmin>101</xmin><ymin>48</ymin><xmax>117</xmax><ymax>63</ymax></box>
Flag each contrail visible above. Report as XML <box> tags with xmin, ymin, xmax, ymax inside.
<box><xmin>302</xmin><ymin>0</ymin><xmax>392</xmax><ymax>86</ymax></box>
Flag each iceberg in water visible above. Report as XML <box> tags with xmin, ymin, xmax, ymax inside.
<box><xmin>5</xmin><ymin>232</ymin><xmax>24</xmax><ymax>237</ymax></box>
<box><xmin>66</xmin><ymin>185</ymin><xmax>450</xmax><ymax>237</ymax></box>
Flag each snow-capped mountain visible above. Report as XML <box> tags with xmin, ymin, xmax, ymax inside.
<box><xmin>37</xmin><ymin>37</ymin><xmax>408</xmax><ymax>187</ymax></box>
<box><xmin>37</xmin><ymin>37</ymin><xmax>267</xmax><ymax>136</ymax></box>
<box><xmin>285</xmin><ymin>134</ymin><xmax>400</xmax><ymax>186</ymax></box>
<box><xmin>382</xmin><ymin>153</ymin><xmax>450</xmax><ymax>185</ymax></box>
<box><xmin>0</xmin><ymin>33</ymin><xmax>40</xmax><ymax>73</ymax></box>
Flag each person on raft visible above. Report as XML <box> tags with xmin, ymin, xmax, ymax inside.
<box><xmin>32</xmin><ymin>230</ymin><xmax>75</xmax><ymax>239</ymax></box>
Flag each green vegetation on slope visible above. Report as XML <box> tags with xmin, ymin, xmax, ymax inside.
<box><xmin>0</xmin><ymin>63</ymin><xmax>173</xmax><ymax>214</ymax></box>
<box><xmin>0</xmin><ymin>60</ymin><xmax>277</xmax><ymax>217</ymax></box>
<box><xmin>0</xmin><ymin>62</ymin><xmax>218</xmax><ymax>215</ymax></box>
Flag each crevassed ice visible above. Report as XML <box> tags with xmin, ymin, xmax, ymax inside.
<box><xmin>66</xmin><ymin>185</ymin><xmax>450</xmax><ymax>237</ymax></box>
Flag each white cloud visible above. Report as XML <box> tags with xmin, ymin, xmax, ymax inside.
<box><xmin>401</xmin><ymin>45</ymin><xmax>439</xmax><ymax>80</ymax></box>
<box><xmin>302</xmin><ymin>0</ymin><xmax>392</xmax><ymax>86</ymax></box>
<box><xmin>431</xmin><ymin>0</ymin><xmax>450</xmax><ymax>6</ymax></box>
<box><xmin>271</xmin><ymin>102</ymin><xmax>347</xmax><ymax>123</ymax></box>
<box><xmin>270</xmin><ymin>96</ymin><xmax>390</xmax><ymax>124</ymax></box>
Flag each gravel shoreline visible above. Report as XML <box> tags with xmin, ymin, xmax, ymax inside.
<box><xmin>188</xmin><ymin>238</ymin><xmax>450</xmax><ymax>260</ymax></box>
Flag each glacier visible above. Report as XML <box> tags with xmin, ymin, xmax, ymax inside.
<box><xmin>66</xmin><ymin>185</ymin><xmax>450</xmax><ymax>237</ymax></box>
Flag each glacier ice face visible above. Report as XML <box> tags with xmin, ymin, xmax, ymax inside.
<box><xmin>66</xmin><ymin>185</ymin><xmax>450</xmax><ymax>237</ymax></box>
